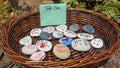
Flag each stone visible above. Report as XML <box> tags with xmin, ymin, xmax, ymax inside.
<box><xmin>36</xmin><ymin>40</ymin><xmax>52</xmax><ymax>52</ymax></box>
<box><xmin>30</xmin><ymin>28</ymin><xmax>42</xmax><ymax>36</ymax></box>
<box><xmin>90</xmin><ymin>38</ymin><xmax>103</xmax><ymax>48</ymax></box>
<box><xmin>42</xmin><ymin>26</ymin><xmax>55</xmax><ymax>34</ymax></box>
<box><xmin>21</xmin><ymin>45</ymin><xmax>38</xmax><ymax>55</ymax></box>
<box><xmin>53</xmin><ymin>44</ymin><xmax>70</xmax><ymax>59</ymax></box>
<box><xmin>69</xmin><ymin>24</ymin><xmax>80</xmax><ymax>32</ymax></box>
<box><xmin>59</xmin><ymin>37</ymin><xmax>73</xmax><ymax>46</ymax></box>
<box><xmin>52</xmin><ymin>31</ymin><xmax>63</xmax><ymax>38</ymax></box>
<box><xmin>40</xmin><ymin>32</ymin><xmax>52</xmax><ymax>40</ymax></box>
<box><xmin>77</xmin><ymin>33</ymin><xmax>94</xmax><ymax>40</ymax></box>
<box><xmin>83</xmin><ymin>25</ymin><xmax>95</xmax><ymax>33</ymax></box>
<box><xmin>19</xmin><ymin>36</ymin><xmax>32</xmax><ymax>46</ymax></box>
<box><xmin>71</xmin><ymin>39</ymin><xmax>91</xmax><ymax>51</ymax></box>
<box><xmin>30</xmin><ymin>51</ymin><xmax>46</xmax><ymax>61</ymax></box>
<box><xmin>64</xmin><ymin>30</ymin><xmax>77</xmax><ymax>38</ymax></box>
<box><xmin>56</xmin><ymin>24</ymin><xmax>67</xmax><ymax>32</ymax></box>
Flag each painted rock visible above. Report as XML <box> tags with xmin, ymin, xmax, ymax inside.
<box><xmin>56</xmin><ymin>25</ymin><xmax>67</xmax><ymax>32</ymax></box>
<box><xmin>71</xmin><ymin>39</ymin><xmax>91</xmax><ymax>51</ymax></box>
<box><xmin>77</xmin><ymin>33</ymin><xmax>94</xmax><ymax>40</ymax></box>
<box><xmin>69</xmin><ymin>24</ymin><xmax>80</xmax><ymax>32</ymax></box>
<box><xmin>30</xmin><ymin>51</ymin><xmax>46</xmax><ymax>61</ymax></box>
<box><xmin>64</xmin><ymin>30</ymin><xmax>77</xmax><ymax>38</ymax></box>
<box><xmin>30</xmin><ymin>28</ymin><xmax>42</xmax><ymax>36</ymax></box>
<box><xmin>21</xmin><ymin>45</ymin><xmax>38</xmax><ymax>55</ymax></box>
<box><xmin>91</xmin><ymin>38</ymin><xmax>104</xmax><ymax>48</ymax></box>
<box><xmin>52</xmin><ymin>31</ymin><xmax>63</xmax><ymax>39</ymax></box>
<box><xmin>59</xmin><ymin>37</ymin><xmax>73</xmax><ymax>46</ymax></box>
<box><xmin>83</xmin><ymin>25</ymin><xmax>95</xmax><ymax>33</ymax></box>
<box><xmin>53</xmin><ymin>44</ymin><xmax>70</xmax><ymax>59</ymax></box>
<box><xmin>43</xmin><ymin>26</ymin><xmax>55</xmax><ymax>33</ymax></box>
<box><xmin>40</xmin><ymin>32</ymin><xmax>52</xmax><ymax>40</ymax></box>
<box><xmin>19</xmin><ymin>36</ymin><xmax>32</xmax><ymax>46</ymax></box>
<box><xmin>36</xmin><ymin>40</ymin><xmax>52</xmax><ymax>52</ymax></box>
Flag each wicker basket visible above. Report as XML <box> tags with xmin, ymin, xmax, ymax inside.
<box><xmin>1</xmin><ymin>8</ymin><xmax>120</xmax><ymax>68</ymax></box>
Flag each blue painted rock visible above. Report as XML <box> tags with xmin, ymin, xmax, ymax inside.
<box><xmin>83</xmin><ymin>25</ymin><xmax>95</xmax><ymax>33</ymax></box>
<box><xmin>59</xmin><ymin>37</ymin><xmax>73</xmax><ymax>46</ymax></box>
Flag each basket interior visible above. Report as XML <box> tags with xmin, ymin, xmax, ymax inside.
<box><xmin>8</xmin><ymin>10</ymin><xmax>117</xmax><ymax>62</ymax></box>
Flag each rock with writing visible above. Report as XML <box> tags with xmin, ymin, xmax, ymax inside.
<box><xmin>90</xmin><ymin>38</ymin><xmax>104</xmax><ymax>48</ymax></box>
<box><xmin>56</xmin><ymin>25</ymin><xmax>67</xmax><ymax>32</ymax></box>
<box><xmin>30</xmin><ymin>51</ymin><xmax>46</xmax><ymax>61</ymax></box>
<box><xmin>21</xmin><ymin>45</ymin><xmax>38</xmax><ymax>55</ymax></box>
<box><xmin>19</xmin><ymin>36</ymin><xmax>32</xmax><ymax>46</ymax></box>
<box><xmin>53</xmin><ymin>44</ymin><xmax>70</xmax><ymax>59</ymax></box>
<box><xmin>64</xmin><ymin>30</ymin><xmax>77</xmax><ymax>38</ymax></box>
<box><xmin>43</xmin><ymin>26</ymin><xmax>55</xmax><ymax>33</ymax></box>
<box><xmin>52</xmin><ymin>31</ymin><xmax>63</xmax><ymax>38</ymax></box>
<box><xmin>36</xmin><ymin>40</ymin><xmax>52</xmax><ymax>52</ymax></box>
<box><xmin>71</xmin><ymin>39</ymin><xmax>91</xmax><ymax>51</ymax></box>
<box><xmin>69</xmin><ymin>24</ymin><xmax>80</xmax><ymax>32</ymax></box>
<box><xmin>77</xmin><ymin>33</ymin><xmax>94</xmax><ymax>40</ymax></box>
<box><xmin>30</xmin><ymin>28</ymin><xmax>42</xmax><ymax>36</ymax></box>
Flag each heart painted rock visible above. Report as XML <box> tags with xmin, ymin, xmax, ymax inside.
<box><xmin>77</xmin><ymin>33</ymin><xmax>94</xmax><ymax>40</ymax></box>
<box><xmin>30</xmin><ymin>28</ymin><xmax>42</xmax><ymax>36</ymax></box>
<box><xmin>21</xmin><ymin>45</ymin><xmax>38</xmax><ymax>55</ymax></box>
<box><xmin>19</xmin><ymin>36</ymin><xmax>32</xmax><ymax>46</ymax></box>
<box><xmin>53</xmin><ymin>44</ymin><xmax>70</xmax><ymax>59</ymax></box>
<box><xmin>36</xmin><ymin>40</ymin><xmax>52</xmax><ymax>52</ymax></box>
<box><xmin>71</xmin><ymin>39</ymin><xmax>91</xmax><ymax>51</ymax></box>
<box><xmin>30</xmin><ymin>51</ymin><xmax>46</xmax><ymax>61</ymax></box>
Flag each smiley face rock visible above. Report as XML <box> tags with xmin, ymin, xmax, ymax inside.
<box><xmin>30</xmin><ymin>51</ymin><xmax>46</xmax><ymax>61</ymax></box>
<box><xmin>30</xmin><ymin>28</ymin><xmax>42</xmax><ymax>36</ymax></box>
<box><xmin>71</xmin><ymin>39</ymin><xmax>91</xmax><ymax>51</ymax></box>
<box><xmin>19</xmin><ymin>36</ymin><xmax>32</xmax><ymax>46</ymax></box>
<box><xmin>36</xmin><ymin>40</ymin><xmax>52</xmax><ymax>52</ymax></box>
<box><xmin>90</xmin><ymin>38</ymin><xmax>104</xmax><ymax>48</ymax></box>
<box><xmin>53</xmin><ymin>44</ymin><xmax>70</xmax><ymax>60</ymax></box>
<box><xmin>21</xmin><ymin>45</ymin><xmax>38</xmax><ymax>55</ymax></box>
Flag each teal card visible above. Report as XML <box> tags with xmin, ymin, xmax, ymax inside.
<box><xmin>40</xmin><ymin>3</ymin><xmax>66</xmax><ymax>26</ymax></box>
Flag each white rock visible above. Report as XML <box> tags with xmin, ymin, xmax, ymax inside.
<box><xmin>21</xmin><ymin>45</ymin><xmax>38</xmax><ymax>55</ymax></box>
<box><xmin>78</xmin><ymin>33</ymin><xmax>94</xmax><ymax>40</ymax></box>
<box><xmin>52</xmin><ymin>31</ymin><xmax>63</xmax><ymax>38</ymax></box>
<box><xmin>90</xmin><ymin>38</ymin><xmax>103</xmax><ymax>48</ymax></box>
<box><xmin>43</xmin><ymin>26</ymin><xmax>55</xmax><ymax>33</ymax></box>
<box><xmin>19</xmin><ymin>36</ymin><xmax>32</xmax><ymax>46</ymax></box>
<box><xmin>64</xmin><ymin>30</ymin><xmax>77</xmax><ymax>38</ymax></box>
<box><xmin>56</xmin><ymin>25</ymin><xmax>67</xmax><ymax>32</ymax></box>
<box><xmin>30</xmin><ymin>51</ymin><xmax>46</xmax><ymax>61</ymax></box>
<box><xmin>30</xmin><ymin>28</ymin><xmax>42</xmax><ymax>36</ymax></box>
<box><xmin>71</xmin><ymin>39</ymin><xmax>91</xmax><ymax>51</ymax></box>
